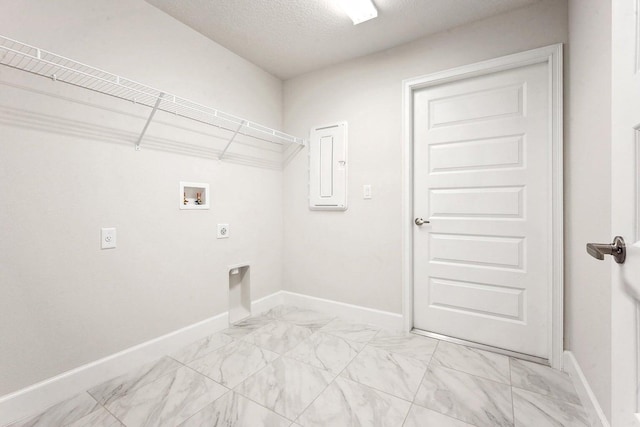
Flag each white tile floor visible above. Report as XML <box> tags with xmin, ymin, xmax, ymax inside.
<box><xmin>7</xmin><ymin>306</ymin><xmax>591</xmax><ymax>427</ymax></box>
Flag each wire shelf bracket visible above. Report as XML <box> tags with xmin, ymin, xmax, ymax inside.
<box><xmin>0</xmin><ymin>35</ymin><xmax>306</xmax><ymax>160</ymax></box>
<box><xmin>219</xmin><ymin>120</ymin><xmax>246</xmax><ymax>160</ymax></box>
<box><xmin>136</xmin><ymin>92</ymin><xmax>164</xmax><ymax>151</ymax></box>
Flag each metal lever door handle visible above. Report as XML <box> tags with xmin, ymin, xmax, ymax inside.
<box><xmin>415</xmin><ymin>218</ymin><xmax>430</xmax><ymax>226</ymax></box>
<box><xmin>586</xmin><ymin>236</ymin><xmax>626</xmax><ymax>264</ymax></box>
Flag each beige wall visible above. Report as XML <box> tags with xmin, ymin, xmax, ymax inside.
<box><xmin>283</xmin><ymin>0</ymin><xmax>568</xmax><ymax>313</ymax></box>
<box><xmin>0</xmin><ymin>0</ymin><xmax>284</xmax><ymax>395</ymax></box>
<box><xmin>565</xmin><ymin>0</ymin><xmax>612</xmax><ymax>420</ymax></box>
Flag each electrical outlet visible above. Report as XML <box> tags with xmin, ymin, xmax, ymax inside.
<box><xmin>217</xmin><ymin>224</ymin><xmax>229</xmax><ymax>239</ymax></box>
<box><xmin>101</xmin><ymin>227</ymin><xmax>116</xmax><ymax>249</ymax></box>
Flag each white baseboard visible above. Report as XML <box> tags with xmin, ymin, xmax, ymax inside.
<box><xmin>0</xmin><ymin>311</ymin><xmax>229</xmax><ymax>426</ymax></box>
<box><xmin>251</xmin><ymin>290</ymin><xmax>285</xmax><ymax>315</ymax></box>
<box><xmin>0</xmin><ymin>290</ymin><xmax>287</xmax><ymax>426</ymax></box>
<box><xmin>563</xmin><ymin>351</ymin><xmax>610</xmax><ymax>427</ymax></box>
<box><xmin>279</xmin><ymin>291</ymin><xmax>404</xmax><ymax>330</ymax></box>
<box><xmin>0</xmin><ymin>290</ymin><xmax>394</xmax><ymax>426</ymax></box>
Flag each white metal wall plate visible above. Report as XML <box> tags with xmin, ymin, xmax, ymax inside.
<box><xmin>217</xmin><ymin>224</ymin><xmax>230</xmax><ymax>239</ymax></box>
<box><xmin>309</xmin><ymin>122</ymin><xmax>348</xmax><ymax>210</ymax></box>
<box><xmin>101</xmin><ymin>228</ymin><xmax>116</xmax><ymax>249</ymax></box>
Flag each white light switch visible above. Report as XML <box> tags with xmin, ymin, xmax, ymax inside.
<box><xmin>217</xmin><ymin>224</ymin><xmax>229</xmax><ymax>239</ymax></box>
<box><xmin>363</xmin><ymin>184</ymin><xmax>372</xmax><ymax>199</ymax></box>
<box><xmin>101</xmin><ymin>228</ymin><xmax>116</xmax><ymax>249</ymax></box>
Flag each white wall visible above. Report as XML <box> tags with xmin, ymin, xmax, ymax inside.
<box><xmin>565</xmin><ymin>0</ymin><xmax>612</xmax><ymax>420</ymax></box>
<box><xmin>283</xmin><ymin>0</ymin><xmax>568</xmax><ymax>314</ymax></box>
<box><xmin>0</xmin><ymin>1</ymin><xmax>612</xmax><ymax>420</ymax></box>
<box><xmin>0</xmin><ymin>0</ymin><xmax>284</xmax><ymax>396</ymax></box>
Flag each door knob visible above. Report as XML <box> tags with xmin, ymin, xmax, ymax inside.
<box><xmin>415</xmin><ymin>218</ymin><xmax>430</xmax><ymax>226</ymax></box>
<box><xmin>586</xmin><ymin>236</ymin><xmax>626</xmax><ymax>264</ymax></box>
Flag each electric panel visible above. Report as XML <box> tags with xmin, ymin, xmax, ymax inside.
<box><xmin>309</xmin><ymin>122</ymin><xmax>348</xmax><ymax>210</ymax></box>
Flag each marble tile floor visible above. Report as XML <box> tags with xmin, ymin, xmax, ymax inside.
<box><xmin>7</xmin><ymin>306</ymin><xmax>591</xmax><ymax>427</ymax></box>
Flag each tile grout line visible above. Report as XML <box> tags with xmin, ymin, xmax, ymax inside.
<box><xmin>510</xmin><ymin>358</ymin><xmax>584</xmax><ymax>407</ymax></box>
<box><xmin>510</xmin><ymin>385</ymin><xmax>590</xmax><ymax>409</ymax></box>
<box><xmin>400</xmin><ymin>404</ymin><xmax>414</xmax><ymax>427</ymax></box>
<box><xmin>223</xmin><ymin>309</ymin><xmax>386</xmax><ymax>424</ymax></box>
<box><xmin>237</xmin><ymin>379</ymin><xmax>297</xmax><ymax>422</ymax></box>
<box><xmin>228</xmin><ymin>319</ymin><xmax>277</xmax><ymax>342</ymax></box>
<box><xmin>318</xmin><ymin>317</ymin><xmax>382</xmax><ymax>345</ymax></box>
<box><xmin>349</xmin><ymin>338</ymin><xmax>436</xmax><ymax>403</ymax></box>
<box><xmin>100</xmin><ymin>334</ymin><xmax>239</xmax><ymax>425</ymax></box>
<box><xmin>409</xmin><ymin>340</ymin><xmax>482</xmax><ymax>427</ymax></box>
<box><xmin>198</xmin><ymin>350</ymin><xmax>280</xmax><ymax>393</ymax></box>
<box><xmin>330</xmin><ymin>342</ymin><xmax>417</xmax><ymax>405</ymax></box>
<box><xmin>170</xmin><ymin>331</ymin><xmax>238</xmax><ymax>365</ymax></box>
<box><xmin>409</xmin><ymin>341</ymin><xmax>493</xmax><ymax>427</ymax></box>
<box><xmin>296</xmin><ymin>330</ymin><xmax>442</xmax><ymax>426</ymax></box>
<box><xmin>229</xmin><ymin>308</ymin><xmax>338</xmax><ymax>422</ymax></box>
<box><xmin>289</xmin><ymin>369</ymin><xmax>335</xmax><ymax>425</ymax></box>
<box><xmin>161</xmin><ymin>330</ymin><xmax>272</xmax><ymax>426</ymax></box>
<box><xmin>432</xmin><ymin>363</ymin><xmax>519</xmax><ymax>388</ymax></box>
<box><xmin>290</xmin><ymin>332</ymin><xmax>371</xmax><ymax>425</ymax></box>
<box><xmin>72</xmin><ymin>393</ymin><xmax>119</xmax><ymax>427</ymax></box>
<box><xmin>410</xmin><ymin>339</ymin><xmax>439</xmax><ymax>402</ymax></box>
<box><xmin>174</xmin><ymin>389</ymin><xmax>234</xmax><ymax>427</ymax></box>
<box><xmin>97</xmin><ymin>397</ymin><xmax>128</xmax><ymax>427</ymax></box>
<box><xmin>410</xmin><ymin>361</ymin><xmax>515</xmax><ymax>425</ymax></box>
<box><xmin>228</xmin><ymin>355</ymin><xmax>298</xmax><ymax>422</ymax></box>
<box><xmin>509</xmin><ymin>357</ymin><xmax>516</xmax><ymax>427</ymax></box>
<box><xmin>85</xmin><ymin>355</ymin><xmax>188</xmax><ymax>422</ymax></box>
<box><xmin>169</xmin><ymin>364</ymin><xmax>233</xmax><ymax>425</ymax></box>
<box><xmin>433</xmin><ymin>341</ymin><xmax>512</xmax><ymax>385</ymax></box>
<box><xmin>287</xmin><ymin>317</ymin><xmax>386</xmax><ymax>424</ymax></box>
<box><xmin>279</xmin><ymin>326</ymin><xmax>320</xmax><ymax>356</ymax></box>
<box><xmin>244</xmin><ymin>315</ymin><xmax>322</xmax><ymax>355</ymax></box>
<box><xmin>283</xmin><ymin>331</ymin><xmax>365</xmax><ymax>374</ymax></box>
<box><xmin>180</xmin><ymin>332</ymin><xmax>277</xmax><ymax>371</ymax></box>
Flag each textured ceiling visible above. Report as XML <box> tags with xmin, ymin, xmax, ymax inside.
<box><xmin>146</xmin><ymin>0</ymin><xmax>540</xmax><ymax>79</ymax></box>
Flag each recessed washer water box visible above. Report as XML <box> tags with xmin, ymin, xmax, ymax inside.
<box><xmin>229</xmin><ymin>264</ymin><xmax>251</xmax><ymax>324</ymax></box>
<box><xmin>179</xmin><ymin>181</ymin><xmax>209</xmax><ymax>210</ymax></box>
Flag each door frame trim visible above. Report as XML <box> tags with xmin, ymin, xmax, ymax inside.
<box><xmin>401</xmin><ymin>44</ymin><xmax>564</xmax><ymax>368</ymax></box>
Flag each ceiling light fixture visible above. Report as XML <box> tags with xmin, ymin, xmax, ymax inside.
<box><xmin>340</xmin><ymin>0</ymin><xmax>378</xmax><ymax>25</ymax></box>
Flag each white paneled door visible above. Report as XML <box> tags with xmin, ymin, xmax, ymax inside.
<box><xmin>611</xmin><ymin>1</ymin><xmax>640</xmax><ymax>424</ymax></box>
<box><xmin>410</xmin><ymin>47</ymin><xmax>562</xmax><ymax>362</ymax></box>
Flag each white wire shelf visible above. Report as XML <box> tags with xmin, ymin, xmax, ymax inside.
<box><xmin>0</xmin><ymin>35</ymin><xmax>306</xmax><ymax>157</ymax></box>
